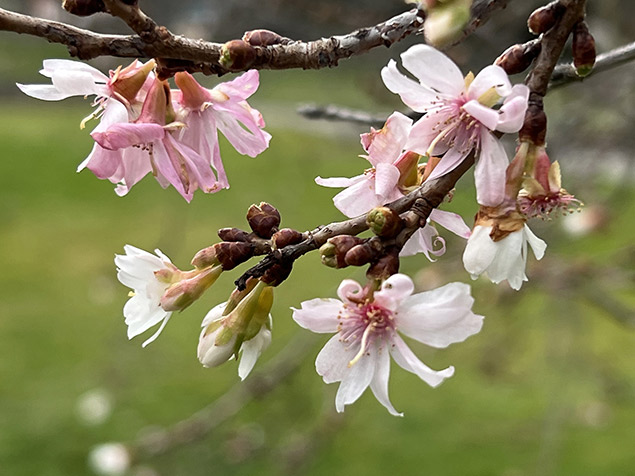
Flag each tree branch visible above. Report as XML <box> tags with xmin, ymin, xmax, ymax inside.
<box><xmin>235</xmin><ymin>153</ymin><xmax>475</xmax><ymax>290</ymax></box>
<box><xmin>548</xmin><ymin>40</ymin><xmax>635</xmax><ymax>89</ymax></box>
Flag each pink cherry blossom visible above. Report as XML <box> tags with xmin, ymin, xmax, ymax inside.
<box><xmin>91</xmin><ymin>78</ymin><xmax>220</xmax><ymax>201</ymax></box>
<box><xmin>316</xmin><ymin>111</ymin><xmax>470</xmax><ymax>259</ymax></box>
<box><xmin>292</xmin><ymin>274</ymin><xmax>483</xmax><ymax>415</ymax></box>
<box><xmin>381</xmin><ymin>44</ymin><xmax>529</xmax><ymax>207</ymax></box>
<box><xmin>173</xmin><ymin>70</ymin><xmax>271</xmax><ymax>189</ymax></box>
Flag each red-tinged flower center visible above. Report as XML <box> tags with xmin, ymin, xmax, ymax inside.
<box><xmin>518</xmin><ymin>190</ymin><xmax>583</xmax><ymax>219</ymax></box>
<box><xmin>337</xmin><ymin>302</ymin><xmax>396</xmax><ymax>367</ymax></box>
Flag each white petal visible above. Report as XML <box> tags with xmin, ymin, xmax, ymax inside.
<box><xmin>523</xmin><ymin>224</ymin><xmax>547</xmax><ymax>260</ymax></box>
<box><xmin>430</xmin><ymin>209</ymin><xmax>471</xmax><ymax>239</ymax></box>
<box><xmin>16</xmin><ymin>84</ymin><xmax>73</xmax><ymax>101</ymax></box>
<box><xmin>337</xmin><ymin>279</ymin><xmax>364</xmax><ymax>304</ymax></box>
<box><xmin>462</xmin><ymin>226</ymin><xmax>497</xmax><ymax>278</ymax></box>
<box><xmin>363</xmin><ymin>111</ymin><xmax>412</xmax><ymax>166</ymax></box>
<box><xmin>316</xmin><ymin>335</ymin><xmax>355</xmax><ymax>384</ymax></box>
<box><xmin>369</xmin><ymin>347</ymin><xmax>402</xmax><ymax>416</ymax></box>
<box><xmin>381</xmin><ymin>60</ymin><xmax>438</xmax><ymax>112</ymax></box>
<box><xmin>467</xmin><ymin>64</ymin><xmax>512</xmax><ymax>99</ymax></box>
<box><xmin>397</xmin><ymin>282</ymin><xmax>484</xmax><ymax>348</ymax></box>
<box><xmin>141</xmin><ymin>315</ymin><xmax>171</xmax><ymax>347</ymax></box>
<box><xmin>475</xmin><ymin>131</ymin><xmax>508</xmax><ymax>207</ymax></box>
<box><xmin>484</xmin><ymin>230</ymin><xmax>526</xmax><ymax>288</ymax></box>
<box><xmin>373</xmin><ymin>274</ymin><xmax>414</xmax><ymax>311</ymax></box>
<box><xmin>390</xmin><ymin>335</ymin><xmax>454</xmax><ymax>388</ymax></box>
<box><xmin>292</xmin><ymin>298</ymin><xmax>342</xmax><ymax>333</ymax></box>
<box><xmin>334</xmin><ymin>344</ymin><xmax>376</xmax><ymax>412</ymax></box>
<box><xmin>331</xmin><ymin>177</ymin><xmax>379</xmax><ymax>218</ymax></box>
<box><xmin>401</xmin><ymin>45</ymin><xmax>464</xmax><ymax>96</ymax></box>
<box><xmin>51</xmin><ymin>69</ymin><xmax>107</xmax><ymax>98</ymax></box>
<box><xmin>238</xmin><ymin>326</ymin><xmax>272</xmax><ymax>380</ymax></box>
<box><xmin>41</xmin><ymin>59</ymin><xmax>107</xmax><ymax>82</ymax></box>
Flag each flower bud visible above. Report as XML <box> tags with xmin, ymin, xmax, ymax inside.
<box><xmin>261</xmin><ymin>262</ymin><xmax>293</xmax><ymax>287</ymax></box>
<box><xmin>366</xmin><ymin>247</ymin><xmax>400</xmax><ymax>281</ymax></box>
<box><xmin>320</xmin><ymin>235</ymin><xmax>364</xmax><ymax>268</ymax></box>
<box><xmin>423</xmin><ymin>0</ymin><xmax>471</xmax><ymax>48</ymax></box>
<box><xmin>160</xmin><ymin>265</ymin><xmax>222</xmax><ymax>311</ymax></box>
<box><xmin>366</xmin><ymin>207</ymin><xmax>402</xmax><ymax>238</ymax></box>
<box><xmin>272</xmin><ymin>228</ymin><xmax>304</xmax><ymax>249</ymax></box>
<box><xmin>191</xmin><ymin>246</ymin><xmax>220</xmax><ymax>269</ymax></box>
<box><xmin>527</xmin><ymin>1</ymin><xmax>563</xmax><ymax>35</ymax></box>
<box><xmin>572</xmin><ymin>22</ymin><xmax>596</xmax><ymax>77</ymax></box>
<box><xmin>218</xmin><ymin>227</ymin><xmax>251</xmax><ymax>242</ymax></box>
<box><xmin>344</xmin><ymin>243</ymin><xmax>375</xmax><ymax>267</ymax></box>
<box><xmin>247</xmin><ymin>202</ymin><xmax>281</xmax><ymax>238</ymax></box>
<box><xmin>220</xmin><ymin>40</ymin><xmax>257</xmax><ymax>72</ymax></box>
<box><xmin>495</xmin><ymin>40</ymin><xmax>541</xmax><ymax>75</ymax></box>
<box><xmin>214</xmin><ymin>241</ymin><xmax>255</xmax><ymax>270</ymax></box>
<box><xmin>62</xmin><ymin>0</ymin><xmax>106</xmax><ymax>16</ymax></box>
<box><xmin>395</xmin><ymin>151</ymin><xmax>421</xmax><ymax>189</ymax></box>
<box><xmin>242</xmin><ymin>29</ymin><xmax>289</xmax><ymax>46</ymax></box>
<box><xmin>110</xmin><ymin>59</ymin><xmax>156</xmax><ymax>104</ymax></box>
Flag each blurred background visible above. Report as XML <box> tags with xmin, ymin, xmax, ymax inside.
<box><xmin>0</xmin><ymin>1</ymin><xmax>633</xmax><ymax>475</ymax></box>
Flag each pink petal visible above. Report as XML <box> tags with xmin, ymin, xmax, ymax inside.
<box><xmin>462</xmin><ymin>100</ymin><xmax>500</xmax><ymax>131</ymax></box>
<box><xmin>331</xmin><ymin>177</ymin><xmax>380</xmax><ymax>218</ymax></box>
<box><xmin>496</xmin><ymin>84</ymin><xmax>530</xmax><ymax>133</ymax></box>
<box><xmin>217</xmin><ymin>69</ymin><xmax>260</xmax><ymax>102</ymax></box>
<box><xmin>166</xmin><ymin>134</ymin><xmax>219</xmax><ymax>195</ymax></box>
<box><xmin>405</xmin><ymin>109</ymin><xmax>453</xmax><ymax>156</ymax></box>
<box><xmin>337</xmin><ymin>279</ymin><xmax>364</xmax><ymax>303</ymax></box>
<box><xmin>151</xmin><ymin>139</ymin><xmax>191</xmax><ymax>201</ymax></box>
<box><xmin>316</xmin><ymin>334</ymin><xmax>355</xmax><ymax>384</ymax></box>
<box><xmin>380</xmin><ymin>60</ymin><xmax>439</xmax><ymax>112</ymax></box>
<box><xmin>92</xmin><ymin>123</ymin><xmax>165</xmax><ymax>150</ymax></box>
<box><xmin>430</xmin><ymin>209</ymin><xmax>471</xmax><ymax>239</ymax></box>
<box><xmin>467</xmin><ymin>64</ymin><xmax>512</xmax><ymax>99</ymax></box>
<box><xmin>374</xmin><ymin>163</ymin><xmax>400</xmax><ymax>201</ymax></box>
<box><xmin>399</xmin><ymin>226</ymin><xmax>445</xmax><ymax>260</ymax></box>
<box><xmin>426</xmin><ymin>145</ymin><xmax>470</xmax><ymax>182</ymax></box>
<box><xmin>474</xmin><ymin>131</ymin><xmax>508</xmax><ymax>206</ymax></box>
<box><xmin>389</xmin><ymin>334</ymin><xmax>455</xmax><ymax>387</ymax></box>
<box><xmin>401</xmin><ymin>45</ymin><xmax>465</xmax><ymax>96</ymax></box>
<box><xmin>315</xmin><ymin>175</ymin><xmax>365</xmax><ymax>188</ymax></box>
<box><xmin>80</xmin><ymin>143</ymin><xmax>123</xmax><ymax>179</ymax></box>
<box><xmin>397</xmin><ymin>282</ymin><xmax>484</xmax><ymax>348</ymax></box>
<box><xmin>362</xmin><ymin>112</ymin><xmax>412</xmax><ymax>167</ymax></box>
<box><xmin>214</xmin><ymin>103</ymin><xmax>271</xmax><ymax>157</ymax></box>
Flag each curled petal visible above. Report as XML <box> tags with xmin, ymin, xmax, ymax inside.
<box><xmin>337</xmin><ymin>279</ymin><xmax>364</xmax><ymax>303</ymax></box>
<box><xmin>430</xmin><ymin>209</ymin><xmax>471</xmax><ymax>239</ymax></box>
<box><xmin>390</xmin><ymin>334</ymin><xmax>454</xmax><ymax>388</ymax></box>
<box><xmin>369</xmin><ymin>348</ymin><xmax>402</xmax><ymax>416</ymax></box>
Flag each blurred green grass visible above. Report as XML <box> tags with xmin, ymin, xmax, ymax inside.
<box><xmin>0</xmin><ymin>62</ymin><xmax>634</xmax><ymax>476</ymax></box>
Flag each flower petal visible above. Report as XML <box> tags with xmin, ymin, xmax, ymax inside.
<box><xmin>401</xmin><ymin>45</ymin><xmax>464</xmax><ymax>97</ymax></box>
<box><xmin>496</xmin><ymin>84</ymin><xmax>530</xmax><ymax>133</ymax></box>
<box><xmin>397</xmin><ymin>282</ymin><xmax>484</xmax><ymax>348</ymax></box>
<box><xmin>337</xmin><ymin>279</ymin><xmax>364</xmax><ymax>304</ymax></box>
<box><xmin>238</xmin><ymin>326</ymin><xmax>271</xmax><ymax>380</ymax></box>
<box><xmin>374</xmin><ymin>163</ymin><xmax>400</xmax><ymax>201</ymax></box>
<box><xmin>92</xmin><ymin>123</ymin><xmax>165</xmax><ymax>150</ymax></box>
<box><xmin>292</xmin><ymin>298</ymin><xmax>343</xmax><ymax>333</ymax></box>
<box><xmin>373</xmin><ymin>274</ymin><xmax>414</xmax><ymax>311</ymax></box>
<box><xmin>314</xmin><ymin>175</ymin><xmax>365</xmax><ymax>188</ymax></box>
<box><xmin>475</xmin><ymin>131</ymin><xmax>508</xmax><ymax>207</ymax></box>
<box><xmin>523</xmin><ymin>224</ymin><xmax>547</xmax><ymax>260</ymax></box>
<box><xmin>316</xmin><ymin>334</ymin><xmax>355</xmax><ymax>384</ymax></box>
<box><xmin>369</xmin><ymin>347</ymin><xmax>402</xmax><ymax>416</ymax></box>
<box><xmin>362</xmin><ymin>112</ymin><xmax>412</xmax><ymax>167</ymax></box>
<box><xmin>380</xmin><ymin>60</ymin><xmax>439</xmax><ymax>112</ymax></box>
<box><xmin>462</xmin><ymin>225</ymin><xmax>498</xmax><ymax>278</ymax></box>
<box><xmin>467</xmin><ymin>64</ymin><xmax>512</xmax><ymax>99</ymax></box>
<box><xmin>462</xmin><ymin>99</ymin><xmax>500</xmax><ymax>131</ymax></box>
<box><xmin>430</xmin><ymin>209</ymin><xmax>471</xmax><ymax>239</ymax></box>
<box><xmin>390</xmin><ymin>334</ymin><xmax>454</xmax><ymax>387</ymax></box>
<box><xmin>334</xmin><ymin>344</ymin><xmax>376</xmax><ymax>412</ymax></box>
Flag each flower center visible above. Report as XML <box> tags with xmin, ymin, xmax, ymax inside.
<box><xmin>337</xmin><ymin>302</ymin><xmax>395</xmax><ymax>367</ymax></box>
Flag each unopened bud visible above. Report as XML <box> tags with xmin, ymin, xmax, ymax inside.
<box><xmin>218</xmin><ymin>227</ymin><xmax>251</xmax><ymax>242</ymax></box>
<box><xmin>528</xmin><ymin>1</ymin><xmax>563</xmax><ymax>35</ymax></box>
<box><xmin>366</xmin><ymin>207</ymin><xmax>402</xmax><ymax>238</ymax></box>
<box><xmin>320</xmin><ymin>235</ymin><xmax>364</xmax><ymax>268</ymax></box>
<box><xmin>344</xmin><ymin>243</ymin><xmax>375</xmax><ymax>267</ymax></box>
<box><xmin>272</xmin><ymin>228</ymin><xmax>304</xmax><ymax>249</ymax></box>
<box><xmin>160</xmin><ymin>265</ymin><xmax>222</xmax><ymax>311</ymax></box>
<box><xmin>62</xmin><ymin>0</ymin><xmax>105</xmax><ymax>16</ymax></box>
<box><xmin>366</xmin><ymin>247</ymin><xmax>400</xmax><ymax>281</ymax></box>
<box><xmin>395</xmin><ymin>151</ymin><xmax>421</xmax><ymax>189</ymax></box>
<box><xmin>247</xmin><ymin>202</ymin><xmax>281</xmax><ymax>238</ymax></box>
<box><xmin>423</xmin><ymin>0</ymin><xmax>471</xmax><ymax>48</ymax></box>
<box><xmin>191</xmin><ymin>246</ymin><xmax>220</xmax><ymax>269</ymax></box>
<box><xmin>242</xmin><ymin>29</ymin><xmax>289</xmax><ymax>46</ymax></box>
<box><xmin>519</xmin><ymin>98</ymin><xmax>547</xmax><ymax>146</ymax></box>
<box><xmin>110</xmin><ymin>59</ymin><xmax>156</xmax><ymax>104</ymax></box>
<box><xmin>572</xmin><ymin>22</ymin><xmax>596</xmax><ymax>77</ymax></box>
<box><xmin>220</xmin><ymin>40</ymin><xmax>257</xmax><ymax>72</ymax></box>
<box><xmin>261</xmin><ymin>262</ymin><xmax>293</xmax><ymax>286</ymax></box>
<box><xmin>495</xmin><ymin>40</ymin><xmax>541</xmax><ymax>75</ymax></box>
<box><xmin>214</xmin><ymin>241</ymin><xmax>254</xmax><ymax>270</ymax></box>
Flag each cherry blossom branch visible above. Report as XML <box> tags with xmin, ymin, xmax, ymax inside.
<box><xmin>549</xmin><ymin>40</ymin><xmax>635</xmax><ymax>89</ymax></box>
<box><xmin>296</xmin><ymin>104</ymin><xmax>390</xmax><ymax>129</ymax></box>
<box><xmin>234</xmin><ymin>153</ymin><xmax>475</xmax><ymax>290</ymax></box>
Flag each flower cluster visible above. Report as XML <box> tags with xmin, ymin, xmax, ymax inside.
<box><xmin>18</xmin><ymin>60</ymin><xmax>270</xmax><ymax>201</ymax></box>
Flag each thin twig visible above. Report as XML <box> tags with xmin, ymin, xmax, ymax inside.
<box><xmin>549</xmin><ymin>40</ymin><xmax>635</xmax><ymax>89</ymax></box>
<box><xmin>296</xmin><ymin>104</ymin><xmax>390</xmax><ymax>129</ymax></box>
<box><xmin>129</xmin><ymin>333</ymin><xmax>317</xmax><ymax>460</ymax></box>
